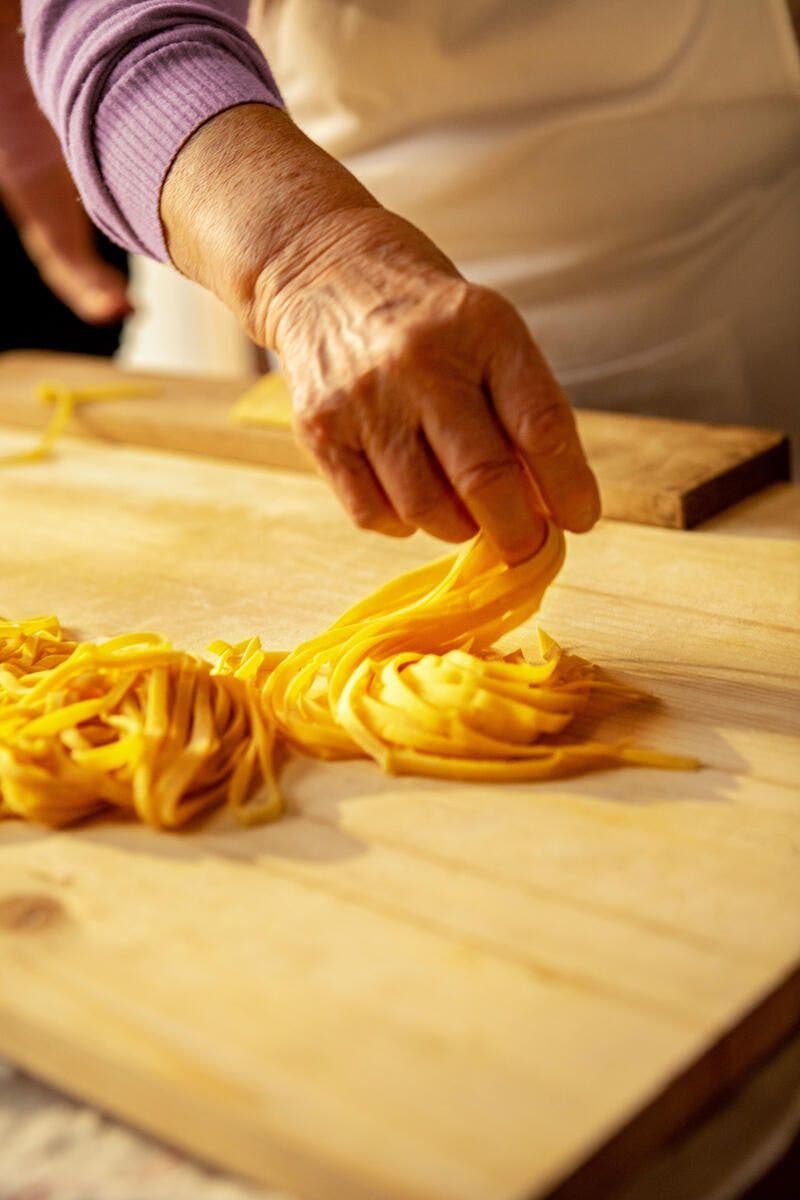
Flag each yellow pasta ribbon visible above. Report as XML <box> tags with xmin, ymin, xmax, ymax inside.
<box><xmin>0</xmin><ymin>620</ymin><xmax>280</xmax><ymax>829</ymax></box>
<box><xmin>0</xmin><ymin>522</ymin><xmax>696</xmax><ymax>830</ymax></box>
<box><xmin>1</xmin><ymin>380</ymin><xmax>698</xmax><ymax>829</ymax></box>
<box><xmin>252</xmin><ymin>520</ymin><xmax>697</xmax><ymax>781</ymax></box>
<box><xmin>0</xmin><ymin>380</ymin><xmax>161</xmax><ymax>465</ymax></box>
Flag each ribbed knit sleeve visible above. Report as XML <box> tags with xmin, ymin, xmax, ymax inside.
<box><xmin>21</xmin><ymin>2</ymin><xmax>284</xmax><ymax>261</ymax></box>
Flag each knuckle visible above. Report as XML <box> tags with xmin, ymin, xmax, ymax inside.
<box><xmin>294</xmin><ymin>398</ymin><xmax>342</xmax><ymax>455</ymax></box>
<box><xmin>452</xmin><ymin>455</ymin><xmax>518</xmax><ymax>498</ymax></box>
<box><xmin>362</xmin><ymin>411</ymin><xmax>414</xmax><ymax>459</ymax></box>
<box><xmin>389</xmin><ymin>323</ymin><xmax>439</xmax><ymax>370</ymax></box>
<box><xmin>395</xmin><ymin>491</ymin><xmax>442</xmax><ymax>525</ymax></box>
<box><xmin>349</xmin><ymin>501</ymin><xmax>387</xmax><ymax>532</ymax></box>
<box><xmin>460</xmin><ymin>283</ymin><xmax>520</xmax><ymax>333</ymax></box>
<box><xmin>516</xmin><ymin>401</ymin><xmax>574</xmax><ymax>457</ymax></box>
<box><xmin>389</xmin><ymin>282</ymin><xmax>481</xmax><ymax>359</ymax></box>
<box><xmin>465</xmin><ymin>281</ymin><xmax>510</xmax><ymax>316</ymax></box>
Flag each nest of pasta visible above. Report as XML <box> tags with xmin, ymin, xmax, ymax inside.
<box><xmin>0</xmin><ymin>520</ymin><xmax>696</xmax><ymax>831</ymax></box>
<box><xmin>0</xmin><ymin>618</ymin><xmax>278</xmax><ymax>828</ymax></box>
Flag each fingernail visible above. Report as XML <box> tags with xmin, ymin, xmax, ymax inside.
<box><xmin>81</xmin><ymin>288</ymin><xmax>131</xmax><ymax>324</ymax></box>
<box><xmin>501</xmin><ymin>513</ymin><xmax>548</xmax><ymax>564</ymax></box>
<box><xmin>569</xmin><ymin>502</ymin><xmax>600</xmax><ymax>532</ymax></box>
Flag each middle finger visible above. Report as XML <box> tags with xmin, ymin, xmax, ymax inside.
<box><xmin>422</xmin><ymin>387</ymin><xmax>546</xmax><ymax>562</ymax></box>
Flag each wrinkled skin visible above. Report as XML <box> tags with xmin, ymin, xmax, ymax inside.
<box><xmin>162</xmin><ymin>104</ymin><xmax>601</xmax><ymax>562</ymax></box>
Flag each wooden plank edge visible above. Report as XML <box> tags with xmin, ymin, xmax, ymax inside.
<box><xmin>681</xmin><ymin>436</ymin><xmax>792</xmax><ymax>529</ymax></box>
<box><xmin>539</xmin><ymin>963</ymin><xmax>800</xmax><ymax>1200</ymax></box>
<box><xmin>0</xmin><ymin>401</ymin><xmax>311</xmax><ymax>474</ymax></box>
<box><xmin>0</xmin><ymin>996</ymin><xmax>401</xmax><ymax>1200</ymax></box>
<box><xmin>594</xmin><ymin>483</ymin><xmax>685</xmax><ymax>529</ymax></box>
<box><xmin>72</xmin><ymin>411</ymin><xmax>312</xmax><ymax>473</ymax></box>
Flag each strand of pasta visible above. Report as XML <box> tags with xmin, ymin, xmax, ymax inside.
<box><xmin>0</xmin><ymin>621</ymin><xmax>280</xmax><ymax>829</ymax></box>
<box><xmin>1</xmin><ymin>381</ymin><xmax>698</xmax><ymax>829</ymax></box>
<box><xmin>0</xmin><ymin>520</ymin><xmax>696</xmax><ymax>830</ymax></box>
<box><xmin>0</xmin><ymin>380</ymin><xmax>161</xmax><ymax>466</ymax></box>
<box><xmin>252</xmin><ymin>520</ymin><xmax>697</xmax><ymax>781</ymax></box>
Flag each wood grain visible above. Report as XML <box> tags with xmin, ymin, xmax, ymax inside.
<box><xmin>0</xmin><ymin>426</ymin><xmax>798</xmax><ymax>1198</ymax></box>
<box><xmin>697</xmin><ymin>482</ymin><xmax>800</xmax><ymax>540</ymax></box>
<box><xmin>0</xmin><ymin>350</ymin><xmax>790</xmax><ymax>528</ymax></box>
<box><xmin>574</xmin><ymin>408</ymin><xmax>791</xmax><ymax>528</ymax></box>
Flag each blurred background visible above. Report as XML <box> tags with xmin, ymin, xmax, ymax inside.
<box><xmin>0</xmin><ymin>201</ymin><xmax>257</xmax><ymax>379</ymax></box>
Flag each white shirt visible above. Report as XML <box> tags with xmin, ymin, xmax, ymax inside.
<box><xmin>249</xmin><ymin>0</ymin><xmax>800</xmax><ymax>444</ymax></box>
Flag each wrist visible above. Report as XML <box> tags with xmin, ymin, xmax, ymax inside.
<box><xmin>254</xmin><ymin>205</ymin><xmax>463</xmax><ymax>353</ymax></box>
<box><xmin>160</xmin><ymin>102</ymin><xmax>378</xmax><ymax>343</ymax></box>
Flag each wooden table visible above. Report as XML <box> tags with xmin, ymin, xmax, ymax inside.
<box><xmin>0</xmin><ymin>425</ymin><xmax>798</xmax><ymax>1200</ymax></box>
<box><xmin>0</xmin><ymin>350</ymin><xmax>791</xmax><ymax>528</ymax></box>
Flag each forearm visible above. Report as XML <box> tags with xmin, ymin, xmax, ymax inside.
<box><xmin>21</xmin><ymin>1</ymin><xmax>599</xmax><ymax>553</ymax></box>
<box><xmin>160</xmin><ymin>102</ymin><xmax>408</xmax><ymax>345</ymax></box>
<box><xmin>21</xmin><ymin>0</ymin><xmax>283</xmax><ymax>259</ymax></box>
<box><xmin>161</xmin><ymin>101</ymin><xmax>597</xmax><ymax>556</ymax></box>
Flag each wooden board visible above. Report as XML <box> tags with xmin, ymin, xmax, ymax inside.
<box><xmin>0</xmin><ymin>350</ymin><xmax>790</xmax><ymax>528</ymax></box>
<box><xmin>0</xmin><ymin>424</ymin><xmax>799</xmax><ymax>1199</ymax></box>
<box><xmin>698</xmin><ymin>481</ymin><xmax>800</xmax><ymax>540</ymax></box>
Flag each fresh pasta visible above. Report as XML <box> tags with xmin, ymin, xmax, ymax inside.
<box><xmin>0</xmin><ymin>618</ymin><xmax>279</xmax><ymax>829</ymax></box>
<box><xmin>218</xmin><ymin>519</ymin><xmax>697</xmax><ymax>783</ymax></box>
<box><xmin>0</xmin><ymin>380</ymin><xmax>161</xmax><ymax>466</ymax></box>
<box><xmin>0</xmin><ymin>383</ymin><xmax>697</xmax><ymax>830</ymax></box>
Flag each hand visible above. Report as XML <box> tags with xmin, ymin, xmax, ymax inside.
<box><xmin>264</xmin><ymin>208</ymin><xmax>600</xmax><ymax>560</ymax></box>
<box><xmin>2</xmin><ymin>159</ymin><xmax>132</xmax><ymax>325</ymax></box>
<box><xmin>0</xmin><ymin>1</ymin><xmax>131</xmax><ymax>326</ymax></box>
<box><xmin>162</xmin><ymin>105</ymin><xmax>600</xmax><ymax>561</ymax></box>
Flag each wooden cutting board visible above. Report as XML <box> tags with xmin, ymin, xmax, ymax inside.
<box><xmin>0</xmin><ymin>350</ymin><xmax>790</xmax><ymax>527</ymax></box>
<box><xmin>0</xmin><ymin>424</ymin><xmax>798</xmax><ymax>1200</ymax></box>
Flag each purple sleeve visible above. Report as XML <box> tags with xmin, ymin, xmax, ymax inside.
<box><xmin>21</xmin><ymin>1</ymin><xmax>284</xmax><ymax>261</ymax></box>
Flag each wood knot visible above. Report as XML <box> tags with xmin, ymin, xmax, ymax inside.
<box><xmin>0</xmin><ymin>893</ymin><xmax>65</xmax><ymax>932</ymax></box>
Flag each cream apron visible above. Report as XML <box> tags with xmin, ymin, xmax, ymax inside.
<box><xmin>248</xmin><ymin>0</ymin><xmax>800</xmax><ymax>449</ymax></box>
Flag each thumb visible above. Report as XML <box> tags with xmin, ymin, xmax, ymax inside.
<box><xmin>19</xmin><ymin>224</ymin><xmax>133</xmax><ymax>325</ymax></box>
<box><xmin>39</xmin><ymin>253</ymin><xmax>134</xmax><ymax>326</ymax></box>
<box><xmin>5</xmin><ymin>162</ymin><xmax>133</xmax><ymax>326</ymax></box>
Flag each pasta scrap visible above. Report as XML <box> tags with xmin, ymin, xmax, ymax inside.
<box><xmin>0</xmin><ymin>379</ymin><xmax>161</xmax><ymax>466</ymax></box>
<box><xmin>230</xmin><ymin>372</ymin><xmax>293</xmax><ymax>428</ymax></box>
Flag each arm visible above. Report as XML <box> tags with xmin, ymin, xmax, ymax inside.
<box><xmin>162</xmin><ymin>105</ymin><xmax>601</xmax><ymax>558</ymax></box>
<box><xmin>23</xmin><ymin>1</ymin><xmax>600</xmax><ymax>559</ymax></box>
<box><xmin>20</xmin><ymin>0</ymin><xmax>283</xmax><ymax>259</ymax></box>
<box><xmin>0</xmin><ymin>5</ymin><xmax>61</xmax><ymax>189</ymax></box>
<box><xmin>0</xmin><ymin>4</ymin><xmax>129</xmax><ymax>322</ymax></box>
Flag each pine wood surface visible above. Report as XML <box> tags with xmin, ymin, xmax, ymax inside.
<box><xmin>0</xmin><ymin>425</ymin><xmax>798</xmax><ymax>1200</ymax></box>
<box><xmin>0</xmin><ymin>350</ymin><xmax>790</xmax><ymax>528</ymax></box>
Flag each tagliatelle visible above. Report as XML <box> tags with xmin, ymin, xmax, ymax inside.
<box><xmin>241</xmin><ymin>520</ymin><xmax>697</xmax><ymax>782</ymax></box>
<box><xmin>0</xmin><ymin>619</ymin><xmax>280</xmax><ymax>829</ymax></box>
<box><xmin>1</xmin><ymin>508</ymin><xmax>697</xmax><ymax>829</ymax></box>
<box><xmin>225</xmin><ymin>377</ymin><xmax>697</xmax><ymax>777</ymax></box>
<box><xmin>0</xmin><ymin>380</ymin><xmax>161</xmax><ymax>466</ymax></box>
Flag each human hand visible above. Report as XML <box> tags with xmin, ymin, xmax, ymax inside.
<box><xmin>260</xmin><ymin>207</ymin><xmax>600</xmax><ymax>561</ymax></box>
<box><xmin>2</xmin><ymin>159</ymin><xmax>132</xmax><ymax>325</ymax></box>
<box><xmin>162</xmin><ymin>104</ymin><xmax>599</xmax><ymax>561</ymax></box>
<box><xmin>0</xmin><ymin>2</ymin><xmax>131</xmax><ymax>326</ymax></box>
